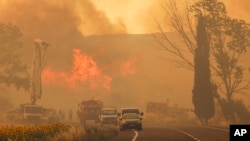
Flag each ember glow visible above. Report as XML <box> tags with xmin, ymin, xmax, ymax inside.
<box><xmin>42</xmin><ymin>49</ymin><xmax>112</xmax><ymax>90</ymax></box>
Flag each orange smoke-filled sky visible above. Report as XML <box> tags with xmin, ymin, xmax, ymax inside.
<box><xmin>1</xmin><ymin>0</ymin><xmax>249</xmax><ymax>35</ymax></box>
<box><xmin>92</xmin><ymin>0</ymin><xmax>250</xmax><ymax>34</ymax></box>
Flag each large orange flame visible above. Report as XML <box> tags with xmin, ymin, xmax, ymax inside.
<box><xmin>42</xmin><ymin>49</ymin><xmax>112</xmax><ymax>90</ymax></box>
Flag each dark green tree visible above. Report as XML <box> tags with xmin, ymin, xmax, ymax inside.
<box><xmin>0</xmin><ymin>23</ymin><xmax>29</xmax><ymax>90</ymax></box>
<box><xmin>155</xmin><ymin>0</ymin><xmax>250</xmax><ymax>124</ymax></box>
<box><xmin>190</xmin><ymin>0</ymin><xmax>250</xmax><ymax>102</ymax></box>
<box><xmin>190</xmin><ymin>0</ymin><xmax>250</xmax><ymax>124</ymax></box>
<box><xmin>193</xmin><ymin>16</ymin><xmax>214</xmax><ymax>125</ymax></box>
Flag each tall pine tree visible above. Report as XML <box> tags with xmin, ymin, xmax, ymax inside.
<box><xmin>192</xmin><ymin>16</ymin><xmax>215</xmax><ymax>125</ymax></box>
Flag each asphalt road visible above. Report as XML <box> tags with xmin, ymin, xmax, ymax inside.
<box><xmin>110</xmin><ymin>124</ymin><xmax>229</xmax><ymax>141</ymax></box>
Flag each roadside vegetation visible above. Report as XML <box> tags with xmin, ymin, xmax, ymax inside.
<box><xmin>83</xmin><ymin>126</ymin><xmax>118</xmax><ymax>141</ymax></box>
<box><xmin>0</xmin><ymin>123</ymin><xmax>71</xmax><ymax>141</ymax></box>
<box><xmin>0</xmin><ymin>122</ymin><xmax>118</xmax><ymax>141</ymax></box>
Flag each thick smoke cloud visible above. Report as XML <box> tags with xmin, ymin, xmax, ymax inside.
<box><xmin>0</xmin><ymin>0</ymin><xmax>142</xmax><ymax>111</ymax></box>
<box><xmin>0</xmin><ymin>0</ymin><xmax>127</xmax><ymax>38</ymax></box>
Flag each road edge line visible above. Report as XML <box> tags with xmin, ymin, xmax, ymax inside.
<box><xmin>168</xmin><ymin>128</ymin><xmax>201</xmax><ymax>141</ymax></box>
<box><xmin>132</xmin><ymin>130</ymin><xmax>138</xmax><ymax>141</ymax></box>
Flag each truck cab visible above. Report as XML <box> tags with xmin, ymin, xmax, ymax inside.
<box><xmin>23</xmin><ymin>104</ymin><xmax>43</xmax><ymax>120</ymax></box>
<box><xmin>118</xmin><ymin>108</ymin><xmax>144</xmax><ymax>117</ymax></box>
<box><xmin>100</xmin><ymin>107</ymin><xmax>118</xmax><ymax>126</ymax></box>
<box><xmin>77</xmin><ymin>99</ymin><xmax>103</xmax><ymax>126</ymax></box>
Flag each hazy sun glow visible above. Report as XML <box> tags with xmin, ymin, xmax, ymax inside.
<box><xmin>91</xmin><ymin>0</ymin><xmax>155</xmax><ymax>34</ymax></box>
<box><xmin>0</xmin><ymin>0</ymin><xmax>249</xmax><ymax>35</ymax></box>
<box><xmin>90</xmin><ymin>0</ymin><xmax>250</xmax><ymax>34</ymax></box>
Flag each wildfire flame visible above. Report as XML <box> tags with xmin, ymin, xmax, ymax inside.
<box><xmin>42</xmin><ymin>49</ymin><xmax>112</xmax><ymax>90</ymax></box>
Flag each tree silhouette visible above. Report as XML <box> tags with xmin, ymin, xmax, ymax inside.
<box><xmin>0</xmin><ymin>23</ymin><xmax>29</xmax><ymax>90</ymax></box>
<box><xmin>193</xmin><ymin>16</ymin><xmax>214</xmax><ymax>125</ymax></box>
<box><xmin>154</xmin><ymin>0</ymin><xmax>250</xmax><ymax>123</ymax></box>
<box><xmin>190</xmin><ymin>0</ymin><xmax>250</xmax><ymax>102</ymax></box>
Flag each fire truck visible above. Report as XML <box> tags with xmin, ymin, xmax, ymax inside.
<box><xmin>4</xmin><ymin>39</ymin><xmax>49</xmax><ymax>123</ymax></box>
<box><xmin>4</xmin><ymin>103</ymin><xmax>44</xmax><ymax>123</ymax></box>
<box><xmin>77</xmin><ymin>98</ymin><xmax>103</xmax><ymax>126</ymax></box>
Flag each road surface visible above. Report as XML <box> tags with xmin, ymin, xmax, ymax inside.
<box><xmin>110</xmin><ymin>124</ymin><xmax>229</xmax><ymax>141</ymax></box>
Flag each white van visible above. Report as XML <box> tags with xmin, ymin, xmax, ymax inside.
<box><xmin>100</xmin><ymin>107</ymin><xmax>118</xmax><ymax>126</ymax></box>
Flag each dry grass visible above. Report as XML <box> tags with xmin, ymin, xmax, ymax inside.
<box><xmin>83</xmin><ymin>126</ymin><xmax>118</xmax><ymax>141</ymax></box>
<box><xmin>52</xmin><ymin>125</ymin><xmax>86</xmax><ymax>141</ymax></box>
<box><xmin>0</xmin><ymin>122</ymin><xmax>70</xmax><ymax>141</ymax></box>
<box><xmin>0</xmin><ymin>122</ymin><xmax>118</xmax><ymax>141</ymax></box>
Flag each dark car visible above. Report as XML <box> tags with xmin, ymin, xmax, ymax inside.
<box><xmin>119</xmin><ymin>113</ymin><xmax>142</xmax><ymax>131</ymax></box>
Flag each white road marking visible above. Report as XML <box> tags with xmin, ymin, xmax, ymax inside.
<box><xmin>189</xmin><ymin>125</ymin><xmax>229</xmax><ymax>132</ymax></box>
<box><xmin>168</xmin><ymin>128</ymin><xmax>201</xmax><ymax>141</ymax></box>
<box><xmin>166</xmin><ymin>125</ymin><xmax>229</xmax><ymax>141</ymax></box>
<box><xmin>132</xmin><ymin>130</ymin><xmax>138</xmax><ymax>141</ymax></box>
